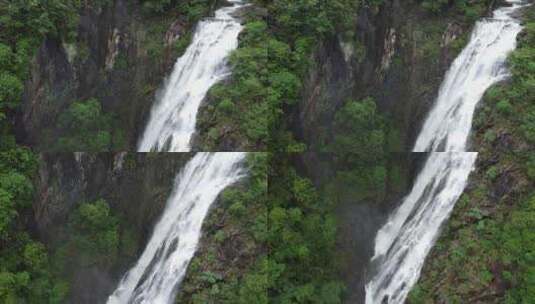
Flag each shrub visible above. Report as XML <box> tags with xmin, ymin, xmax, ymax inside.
<box><xmin>217</xmin><ymin>99</ymin><xmax>235</xmax><ymax>114</ymax></box>
<box><xmin>58</xmin><ymin>199</ymin><xmax>120</xmax><ymax>268</ymax></box>
<box><xmin>483</xmin><ymin>129</ymin><xmax>496</xmax><ymax>143</ymax></box>
<box><xmin>55</xmin><ymin>98</ymin><xmax>114</xmax><ymax>151</ymax></box>
<box><xmin>521</xmin><ymin>109</ymin><xmax>535</xmax><ymax>143</ymax></box>
<box><xmin>486</xmin><ymin>166</ymin><xmax>499</xmax><ymax>182</ymax></box>
<box><xmin>496</xmin><ymin>99</ymin><xmax>513</xmax><ymax>115</ymax></box>
<box><xmin>0</xmin><ymin>44</ymin><xmax>14</xmax><ymax>71</ymax></box>
<box><xmin>0</xmin><ymin>73</ymin><xmax>23</xmax><ymax>109</ymax></box>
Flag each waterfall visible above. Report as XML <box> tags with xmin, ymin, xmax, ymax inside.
<box><xmin>366</xmin><ymin>1</ymin><xmax>526</xmax><ymax>303</ymax></box>
<box><xmin>138</xmin><ymin>0</ymin><xmax>245</xmax><ymax>152</ymax></box>
<box><xmin>107</xmin><ymin>152</ymin><xmax>247</xmax><ymax>304</ymax></box>
<box><xmin>365</xmin><ymin>153</ymin><xmax>477</xmax><ymax>304</ymax></box>
<box><xmin>413</xmin><ymin>1</ymin><xmax>525</xmax><ymax>152</ymax></box>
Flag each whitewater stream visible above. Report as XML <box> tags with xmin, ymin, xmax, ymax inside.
<box><xmin>366</xmin><ymin>1</ymin><xmax>526</xmax><ymax>303</ymax></box>
<box><xmin>107</xmin><ymin>153</ymin><xmax>246</xmax><ymax>304</ymax></box>
<box><xmin>138</xmin><ymin>0</ymin><xmax>245</xmax><ymax>152</ymax></box>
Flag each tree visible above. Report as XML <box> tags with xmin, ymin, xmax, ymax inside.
<box><xmin>60</xmin><ymin>199</ymin><xmax>120</xmax><ymax>268</ymax></box>
<box><xmin>0</xmin><ymin>73</ymin><xmax>23</xmax><ymax>110</ymax></box>
<box><xmin>55</xmin><ymin>99</ymin><xmax>113</xmax><ymax>151</ymax></box>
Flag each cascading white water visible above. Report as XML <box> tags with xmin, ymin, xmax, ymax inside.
<box><xmin>138</xmin><ymin>0</ymin><xmax>245</xmax><ymax>152</ymax></box>
<box><xmin>107</xmin><ymin>152</ymin><xmax>246</xmax><ymax>304</ymax></box>
<box><xmin>413</xmin><ymin>1</ymin><xmax>525</xmax><ymax>152</ymax></box>
<box><xmin>365</xmin><ymin>153</ymin><xmax>477</xmax><ymax>304</ymax></box>
<box><xmin>366</xmin><ymin>1</ymin><xmax>526</xmax><ymax>303</ymax></box>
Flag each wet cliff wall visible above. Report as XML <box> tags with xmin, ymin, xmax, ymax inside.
<box><xmin>17</xmin><ymin>0</ymin><xmax>220</xmax><ymax>151</ymax></box>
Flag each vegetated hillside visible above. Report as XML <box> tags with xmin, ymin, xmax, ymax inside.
<box><xmin>175</xmin><ymin>153</ymin><xmax>268</xmax><ymax>303</ymax></box>
<box><xmin>2</xmin><ymin>1</ymin><xmax>531</xmax><ymax>304</ymax></box>
<box><xmin>410</xmin><ymin>5</ymin><xmax>535</xmax><ymax>304</ymax></box>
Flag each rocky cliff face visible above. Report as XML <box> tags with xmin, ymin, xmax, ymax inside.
<box><xmin>295</xmin><ymin>0</ymin><xmax>491</xmax><ymax>151</ymax></box>
<box><xmin>18</xmin><ymin>0</ymin><xmax>218</xmax><ymax>151</ymax></box>
<box><xmin>33</xmin><ymin>152</ymin><xmax>192</xmax><ymax>303</ymax></box>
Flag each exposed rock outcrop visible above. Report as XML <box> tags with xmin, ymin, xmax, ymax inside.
<box><xmin>18</xmin><ymin>0</ymin><xmax>219</xmax><ymax>150</ymax></box>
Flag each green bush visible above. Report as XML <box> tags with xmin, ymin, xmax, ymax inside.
<box><xmin>0</xmin><ymin>150</ymin><xmax>65</xmax><ymax>304</ymax></box>
<box><xmin>0</xmin><ymin>73</ymin><xmax>23</xmax><ymax>109</ymax></box>
<box><xmin>483</xmin><ymin>129</ymin><xmax>496</xmax><ymax>143</ymax></box>
<box><xmin>57</xmin><ymin>199</ymin><xmax>120</xmax><ymax>268</ymax></box>
<box><xmin>500</xmin><ymin>196</ymin><xmax>535</xmax><ymax>302</ymax></box>
<box><xmin>217</xmin><ymin>99</ymin><xmax>235</xmax><ymax>114</ymax></box>
<box><xmin>267</xmin><ymin>157</ymin><xmax>344</xmax><ymax>303</ymax></box>
<box><xmin>1</xmin><ymin>0</ymin><xmax>81</xmax><ymax>42</ymax></box>
<box><xmin>496</xmin><ymin>99</ymin><xmax>513</xmax><ymax>115</ymax></box>
<box><xmin>55</xmin><ymin>98</ymin><xmax>116</xmax><ymax>151</ymax></box>
<box><xmin>527</xmin><ymin>156</ymin><xmax>535</xmax><ymax>181</ymax></box>
<box><xmin>485</xmin><ymin>166</ymin><xmax>499</xmax><ymax>182</ymax></box>
<box><xmin>0</xmin><ymin>44</ymin><xmax>14</xmax><ymax>71</ymax></box>
<box><xmin>521</xmin><ymin>109</ymin><xmax>535</xmax><ymax>144</ymax></box>
<box><xmin>421</xmin><ymin>0</ymin><xmax>491</xmax><ymax>20</ymax></box>
<box><xmin>331</xmin><ymin>98</ymin><xmax>385</xmax><ymax>160</ymax></box>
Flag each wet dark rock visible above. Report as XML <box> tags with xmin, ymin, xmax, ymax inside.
<box><xmin>165</xmin><ymin>20</ymin><xmax>186</xmax><ymax>46</ymax></box>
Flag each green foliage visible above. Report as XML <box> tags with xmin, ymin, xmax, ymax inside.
<box><xmin>485</xmin><ymin>166</ymin><xmax>499</xmax><ymax>182</ymax></box>
<box><xmin>234</xmin><ymin>259</ymin><xmax>269</xmax><ymax>304</ymax></box>
<box><xmin>483</xmin><ymin>129</ymin><xmax>496</xmax><ymax>143</ymax></box>
<box><xmin>527</xmin><ymin>156</ymin><xmax>535</xmax><ymax>182</ymax></box>
<box><xmin>54</xmin><ymin>98</ymin><xmax>122</xmax><ymax>151</ymax></box>
<box><xmin>0</xmin><ymin>0</ymin><xmax>81</xmax><ymax>43</ymax></box>
<box><xmin>420</xmin><ymin>0</ymin><xmax>491</xmax><ymax>20</ymax></box>
<box><xmin>0</xmin><ymin>153</ymin><xmax>35</xmax><ymax>239</ymax></box>
<box><xmin>199</xmin><ymin>0</ymin><xmax>371</xmax><ymax>150</ymax></box>
<box><xmin>53</xmin><ymin>200</ymin><xmax>120</xmax><ymax>280</ymax></box>
<box><xmin>500</xmin><ymin>195</ymin><xmax>535</xmax><ymax>302</ymax></box>
<box><xmin>141</xmin><ymin>0</ymin><xmax>215</xmax><ymax>22</ymax></box>
<box><xmin>331</xmin><ymin>98</ymin><xmax>385</xmax><ymax>159</ymax></box>
<box><xmin>173</xmin><ymin>32</ymin><xmax>193</xmax><ymax>57</ymax></box>
<box><xmin>198</xmin><ymin>20</ymin><xmax>270</xmax><ymax>149</ymax></box>
<box><xmin>421</xmin><ymin>0</ymin><xmax>449</xmax><ymax>13</ymax></box>
<box><xmin>521</xmin><ymin>109</ymin><xmax>535</xmax><ymax>144</ymax></box>
<box><xmin>475</xmin><ymin>8</ymin><xmax>535</xmax><ymax>147</ymax></box>
<box><xmin>0</xmin><ymin>73</ymin><xmax>23</xmax><ymax>110</ymax></box>
<box><xmin>326</xmin><ymin>98</ymin><xmax>389</xmax><ymax>202</ymax></box>
<box><xmin>56</xmin><ymin>199</ymin><xmax>119</xmax><ymax>269</ymax></box>
<box><xmin>266</xmin><ymin>156</ymin><xmax>345</xmax><ymax>304</ymax></box>
<box><xmin>176</xmin><ymin>153</ymin><xmax>268</xmax><ymax>303</ymax></box>
<box><xmin>0</xmin><ymin>151</ymin><xmax>66</xmax><ymax>304</ymax></box>
<box><xmin>0</xmin><ymin>189</ymin><xmax>16</xmax><ymax>239</ymax></box>
<box><xmin>496</xmin><ymin>99</ymin><xmax>513</xmax><ymax>115</ymax></box>
<box><xmin>0</xmin><ymin>43</ymin><xmax>14</xmax><ymax>71</ymax></box>
<box><xmin>142</xmin><ymin>0</ymin><xmax>172</xmax><ymax>13</ymax></box>
<box><xmin>270</xmin><ymin>0</ymin><xmax>360</xmax><ymax>38</ymax></box>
